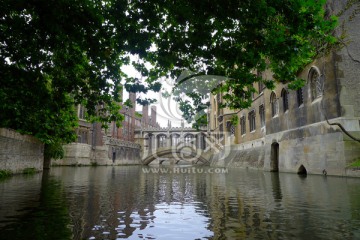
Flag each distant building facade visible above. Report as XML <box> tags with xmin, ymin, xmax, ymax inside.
<box><xmin>55</xmin><ymin>90</ymin><xmax>160</xmax><ymax>166</ymax></box>
<box><xmin>210</xmin><ymin>0</ymin><xmax>360</xmax><ymax>177</ymax></box>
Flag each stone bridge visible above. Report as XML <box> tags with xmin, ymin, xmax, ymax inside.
<box><xmin>135</xmin><ymin>126</ymin><xmax>218</xmax><ymax>165</ymax></box>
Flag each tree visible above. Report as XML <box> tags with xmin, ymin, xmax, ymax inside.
<box><xmin>0</xmin><ymin>0</ymin><xmax>160</xmax><ymax>156</ymax></box>
<box><xmin>0</xmin><ymin>0</ymin><xmax>337</xmax><ymax>151</ymax></box>
<box><xmin>139</xmin><ymin>0</ymin><xmax>337</xmax><ymax>125</ymax></box>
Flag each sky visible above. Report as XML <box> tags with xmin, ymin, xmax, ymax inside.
<box><xmin>121</xmin><ymin>63</ymin><xmax>187</xmax><ymax>128</ymax></box>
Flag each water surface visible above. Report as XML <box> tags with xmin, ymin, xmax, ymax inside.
<box><xmin>1</xmin><ymin>166</ymin><xmax>360</xmax><ymax>239</ymax></box>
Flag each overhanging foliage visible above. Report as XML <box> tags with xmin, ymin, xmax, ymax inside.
<box><xmin>0</xmin><ymin>0</ymin><xmax>337</xmax><ymax>146</ymax></box>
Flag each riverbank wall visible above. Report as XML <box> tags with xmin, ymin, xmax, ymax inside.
<box><xmin>52</xmin><ymin>139</ymin><xmax>142</xmax><ymax>166</ymax></box>
<box><xmin>0</xmin><ymin>128</ymin><xmax>44</xmax><ymax>174</ymax></box>
<box><xmin>211</xmin><ymin>120</ymin><xmax>360</xmax><ymax>177</ymax></box>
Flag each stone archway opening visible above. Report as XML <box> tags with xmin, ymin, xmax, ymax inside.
<box><xmin>170</xmin><ymin>133</ymin><xmax>180</xmax><ymax>147</ymax></box>
<box><xmin>270</xmin><ymin>142</ymin><xmax>279</xmax><ymax>172</ymax></box>
<box><xmin>297</xmin><ymin>165</ymin><xmax>307</xmax><ymax>175</ymax></box>
<box><xmin>157</xmin><ymin>134</ymin><xmax>167</xmax><ymax>148</ymax></box>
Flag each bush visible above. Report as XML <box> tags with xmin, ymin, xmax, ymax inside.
<box><xmin>22</xmin><ymin>168</ymin><xmax>37</xmax><ymax>175</ymax></box>
<box><xmin>0</xmin><ymin>170</ymin><xmax>13</xmax><ymax>179</ymax></box>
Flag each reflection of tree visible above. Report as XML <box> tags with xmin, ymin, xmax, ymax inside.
<box><xmin>0</xmin><ymin>171</ymin><xmax>72</xmax><ymax>240</ymax></box>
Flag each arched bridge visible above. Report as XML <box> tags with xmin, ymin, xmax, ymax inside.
<box><xmin>134</xmin><ymin>126</ymin><xmax>217</xmax><ymax>165</ymax></box>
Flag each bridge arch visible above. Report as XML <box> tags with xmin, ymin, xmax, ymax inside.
<box><xmin>142</xmin><ymin>147</ymin><xmax>210</xmax><ymax>165</ymax></box>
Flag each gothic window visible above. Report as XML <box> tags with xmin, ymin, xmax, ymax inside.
<box><xmin>281</xmin><ymin>89</ymin><xmax>289</xmax><ymax>112</ymax></box>
<box><xmin>77</xmin><ymin>130</ymin><xmax>88</xmax><ymax>143</ymax></box>
<box><xmin>309</xmin><ymin>67</ymin><xmax>323</xmax><ymax>101</ymax></box>
<box><xmin>258</xmin><ymin>81</ymin><xmax>264</xmax><ymax>94</ymax></box>
<box><xmin>226</xmin><ymin>121</ymin><xmax>232</xmax><ymax>132</ymax></box>
<box><xmin>78</xmin><ymin>105</ymin><xmax>86</xmax><ymax>119</ymax></box>
<box><xmin>240</xmin><ymin>116</ymin><xmax>246</xmax><ymax>135</ymax></box>
<box><xmin>259</xmin><ymin>104</ymin><xmax>265</xmax><ymax>127</ymax></box>
<box><xmin>171</xmin><ymin>134</ymin><xmax>180</xmax><ymax>146</ymax></box>
<box><xmin>218</xmin><ymin>115</ymin><xmax>223</xmax><ymax>123</ymax></box>
<box><xmin>184</xmin><ymin>134</ymin><xmax>194</xmax><ymax>145</ymax></box>
<box><xmin>248</xmin><ymin>110</ymin><xmax>256</xmax><ymax>132</ymax></box>
<box><xmin>157</xmin><ymin>135</ymin><xmax>167</xmax><ymax>148</ymax></box>
<box><xmin>297</xmin><ymin>88</ymin><xmax>304</xmax><ymax>107</ymax></box>
<box><xmin>270</xmin><ymin>92</ymin><xmax>278</xmax><ymax>117</ymax></box>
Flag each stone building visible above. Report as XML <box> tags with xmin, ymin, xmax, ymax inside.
<box><xmin>210</xmin><ymin>0</ymin><xmax>360</xmax><ymax>177</ymax></box>
<box><xmin>55</xmin><ymin>91</ymin><xmax>160</xmax><ymax>166</ymax></box>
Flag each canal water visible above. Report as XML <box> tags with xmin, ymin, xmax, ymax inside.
<box><xmin>1</xmin><ymin>166</ymin><xmax>360</xmax><ymax>240</ymax></box>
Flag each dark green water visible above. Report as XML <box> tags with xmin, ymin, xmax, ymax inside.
<box><xmin>1</xmin><ymin>166</ymin><xmax>360</xmax><ymax>240</ymax></box>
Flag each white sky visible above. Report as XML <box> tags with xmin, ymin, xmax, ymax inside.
<box><xmin>121</xmin><ymin>63</ymin><xmax>187</xmax><ymax>128</ymax></box>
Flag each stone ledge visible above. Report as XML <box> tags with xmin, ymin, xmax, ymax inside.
<box><xmin>0</xmin><ymin>128</ymin><xmax>42</xmax><ymax>144</ymax></box>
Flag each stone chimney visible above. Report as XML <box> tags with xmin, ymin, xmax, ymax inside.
<box><xmin>151</xmin><ymin>106</ymin><xmax>157</xmax><ymax>127</ymax></box>
<box><xmin>142</xmin><ymin>104</ymin><xmax>149</xmax><ymax>127</ymax></box>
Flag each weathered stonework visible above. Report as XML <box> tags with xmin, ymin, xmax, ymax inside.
<box><xmin>211</xmin><ymin>119</ymin><xmax>360</xmax><ymax>177</ymax></box>
<box><xmin>0</xmin><ymin>128</ymin><xmax>44</xmax><ymax>173</ymax></box>
<box><xmin>53</xmin><ymin>138</ymin><xmax>141</xmax><ymax>166</ymax></box>
<box><xmin>211</xmin><ymin>143</ymin><xmax>265</xmax><ymax>170</ymax></box>
<box><xmin>52</xmin><ymin>143</ymin><xmax>92</xmax><ymax>166</ymax></box>
<box><xmin>210</xmin><ymin>0</ymin><xmax>360</xmax><ymax>177</ymax></box>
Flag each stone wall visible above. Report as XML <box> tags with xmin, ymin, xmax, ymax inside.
<box><xmin>0</xmin><ymin>128</ymin><xmax>44</xmax><ymax>173</ymax></box>
<box><xmin>211</xmin><ymin>1</ymin><xmax>360</xmax><ymax>177</ymax></box>
<box><xmin>332</xmin><ymin>0</ymin><xmax>360</xmax><ymax>119</ymax></box>
<box><xmin>211</xmin><ymin>120</ymin><xmax>360</xmax><ymax>177</ymax></box>
<box><xmin>265</xmin><ymin>121</ymin><xmax>360</xmax><ymax>176</ymax></box>
<box><xmin>54</xmin><ymin>137</ymin><xmax>142</xmax><ymax>166</ymax></box>
<box><xmin>210</xmin><ymin>138</ymin><xmax>266</xmax><ymax>170</ymax></box>
<box><xmin>52</xmin><ymin>143</ymin><xmax>93</xmax><ymax>166</ymax></box>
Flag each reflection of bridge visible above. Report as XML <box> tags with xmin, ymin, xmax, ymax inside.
<box><xmin>135</xmin><ymin>127</ymin><xmax>217</xmax><ymax>165</ymax></box>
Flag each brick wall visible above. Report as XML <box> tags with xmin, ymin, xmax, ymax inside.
<box><xmin>0</xmin><ymin>128</ymin><xmax>44</xmax><ymax>173</ymax></box>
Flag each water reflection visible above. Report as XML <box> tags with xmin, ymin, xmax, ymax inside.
<box><xmin>0</xmin><ymin>171</ymin><xmax>72</xmax><ymax>240</ymax></box>
<box><xmin>1</xmin><ymin>166</ymin><xmax>360</xmax><ymax>239</ymax></box>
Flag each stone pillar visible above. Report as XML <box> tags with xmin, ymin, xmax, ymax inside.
<box><xmin>166</xmin><ymin>134</ymin><xmax>170</xmax><ymax>147</ymax></box>
<box><xmin>197</xmin><ymin>134</ymin><xmax>201</xmax><ymax>149</ymax></box>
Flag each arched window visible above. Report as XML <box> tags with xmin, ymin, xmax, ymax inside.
<box><xmin>281</xmin><ymin>89</ymin><xmax>289</xmax><ymax>112</ymax></box>
<box><xmin>171</xmin><ymin>134</ymin><xmax>180</xmax><ymax>146</ymax></box>
<box><xmin>240</xmin><ymin>116</ymin><xmax>246</xmax><ymax>135</ymax></box>
<box><xmin>308</xmin><ymin>67</ymin><xmax>323</xmax><ymax>101</ymax></box>
<box><xmin>184</xmin><ymin>134</ymin><xmax>195</xmax><ymax>146</ymax></box>
<box><xmin>157</xmin><ymin>134</ymin><xmax>167</xmax><ymax>148</ymax></box>
<box><xmin>259</xmin><ymin>104</ymin><xmax>265</xmax><ymax>127</ymax></box>
<box><xmin>248</xmin><ymin>110</ymin><xmax>256</xmax><ymax>132</ymax></box>
<box><xmin>270</xmin><ymin>92</ymin><xmax>278</xmax><ymax>117</ymax></box>
<box><xmin>78</xmin><ymin>104</ymin><xmax>86</xmax><ymax>119</ymax></box>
